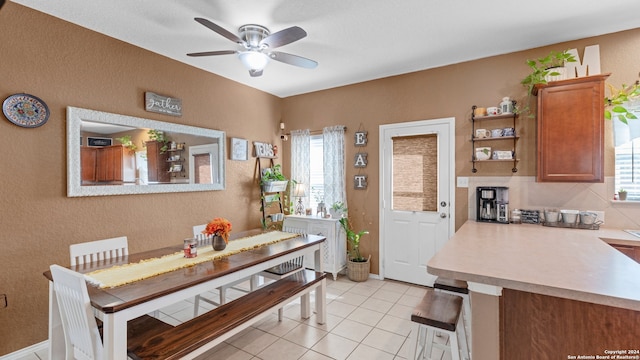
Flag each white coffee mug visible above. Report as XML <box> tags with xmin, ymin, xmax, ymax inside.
<box><xmin>475</xmin><ymin>129</ymin><xmax>490</xmax><ymax>139</ymax></box>
<box><xmin>487</xmin><ymin>107</ymin><xmax>502</xmax><ymax>116</ymax></box>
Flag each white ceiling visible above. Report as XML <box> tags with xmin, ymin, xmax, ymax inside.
<box><xmin>11</xmin><ymin>0</ymin><xmax>640</xmax><ymax>98</ymax></box>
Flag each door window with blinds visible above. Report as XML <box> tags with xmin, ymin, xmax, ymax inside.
<box><xmin>392</xmin><ymin>134</ymin><xmax>438</xmax><ymax>211</ymax></box>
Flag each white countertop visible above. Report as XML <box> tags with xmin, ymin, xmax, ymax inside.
<box><xmin>427</xmin><ymin>222</ymin><xmax>640</xmax><ymax>311</ymax></box>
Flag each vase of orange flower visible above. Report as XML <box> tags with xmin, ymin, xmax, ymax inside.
<box><xmin>204</xmin><ymin>217</ymin><xmax>232</xmax><ymax>251</ymax></box>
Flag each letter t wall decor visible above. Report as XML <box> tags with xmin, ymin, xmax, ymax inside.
<box><xmin>354</xmin><ymin>130</ymin><xmax>368</xmax><ymax>189</ymax></box>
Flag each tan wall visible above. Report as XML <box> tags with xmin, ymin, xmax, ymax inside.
<box><xmin>0</xmin><ymin>3</ymin><xmax>281</xmax><ymax>354</ymax></box>
<box><xmin>1</xmin><ymin>1</ymin><xmax>639</xmax><ymax>355</ymax></box>
<box><xmin>282</xmin><ymin>29</ymin><xmax>640</xmax><ymax>282</ymax></box>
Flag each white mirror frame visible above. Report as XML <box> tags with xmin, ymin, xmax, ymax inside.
<box><xmin>67</xmin><ymin>106</ymin><xmax>226</xmax><ymax>197</ymax></box>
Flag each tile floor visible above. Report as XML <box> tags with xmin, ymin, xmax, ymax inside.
<box><xmin>19</xmin><ymin>275</ymin><xmax>459</xmax><ymax>360</ymax></box>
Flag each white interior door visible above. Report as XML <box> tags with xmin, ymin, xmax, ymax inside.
<box><xmin>379</xmin><ymin>118</ymin><xmax>455</xmax><ymax>286</ymax></box>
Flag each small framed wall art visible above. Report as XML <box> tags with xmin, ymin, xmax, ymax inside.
<box><xmin>87</xmin><ymin>137</ymin><xmax>112</xmax><ymax>147</ymax></box>
<box><xmin>231</xmin><ymin>137</ymin><xmax>249</xmax><ymax>161</ymax></box>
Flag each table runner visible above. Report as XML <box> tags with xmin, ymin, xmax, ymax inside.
<box><xmin>85</xmin><ymin>231</ymin><xmax>299</xmax><ymax>288</ymax></box>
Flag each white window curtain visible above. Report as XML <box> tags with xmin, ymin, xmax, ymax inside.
<box><xmin>290</xmin><ymin>129</ymin><xmax>310</xmax><ymax>209</ymax></box>
<box><xmin>323</xmin><ymin>125</ymin><xmax>347</xmax><ymax>210</ymax></box>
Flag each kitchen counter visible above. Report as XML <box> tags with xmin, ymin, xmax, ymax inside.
<box><xmin>427</xmin><ymin>221</ymin><xmax>640</xmax><ymax>311</ymax></box>
<box><xmin>427</xmin><ymin>221</ymin><xmax>640</xmax><ymax>359</ymax></box>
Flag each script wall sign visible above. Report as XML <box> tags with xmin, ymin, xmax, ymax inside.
<box><xmin>145</xmin><ymin>92</ymin><xmax>182</xmax><ymax>117</ymax></box>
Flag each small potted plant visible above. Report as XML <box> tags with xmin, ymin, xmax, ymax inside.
<box><xmin>618</xmin><ymin>188</ymin><xmax>628</xmax><ymax>201</ymax></box>
<box><xmin>518</xmin><ymin>49</ymin><xmax>577</xmax><ymax>118</ymax></box>
<box><xmin>521</xmin><ymin>49</ymin><xmax>577</xmax><ymax>96</ymax></box>
<box><xmin>339</xmin><ymin>217</ymin><xmax>370</xmax><ymax>282</ymax></box>
<box><xmin>115</xmin><ymin>135</ymin><xmax>138</xmax><ymax>154</ymax></box>
<box><xmin>147</xmin><ymin>129</ymin><xmax>170</xmax><ymax>153</ymax></box>
<box><xmin>329</xmin><ymin>201</ymin><xmax>348</xmax><ymax>218</ymax></box>
<box><xmin>260</xmin><ymin>164</ymin><xmax>288</xmax><ymax>192</ymax></box>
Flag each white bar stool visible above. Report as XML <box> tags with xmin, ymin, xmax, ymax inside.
<box><xmin>434</xmin><ymin>277</ymin><xmax>472</xmax><ymax>357</ymax></box>
<box><xmin>408</xmin><ymin>288</ymin><xmax>469</xmax><ymax>360</ymax></box>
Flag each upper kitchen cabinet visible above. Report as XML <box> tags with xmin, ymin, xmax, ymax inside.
<box><xmin>534</xmin><ymin>74</ymin><xmax>609</xmax><ymax>182</ymax></box>
<box><xmin>81</xmin><ymin>145</ymin><xmax>135</xmax><ymax>183</ymax></box>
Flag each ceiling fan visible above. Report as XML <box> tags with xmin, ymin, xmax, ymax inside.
<box><xmin>187</xmin><ymin>18</ymin><xmax>318</xmax><ymax>77</ymax></box>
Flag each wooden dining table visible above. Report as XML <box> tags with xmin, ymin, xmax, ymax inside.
<box><xmin>45</xmin><ymin>230</ymin><xmax>327</xmax><ymax>360</ymax></box>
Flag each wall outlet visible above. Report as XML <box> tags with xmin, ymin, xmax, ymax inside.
<box><xmin>457</xmin><ymin>176</ymin><xmax>469</xmax><ymax>188</ymax></box>
<box><xmin>588</xmin><ymin>210</ymin><xmax>605</xmax><ymax>224</ymax></box>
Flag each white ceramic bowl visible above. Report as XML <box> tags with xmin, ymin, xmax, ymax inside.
<box><xmin>475</xmin><ymin>147</ymin><xmax>491</xmax><ymax>161</ymax></box>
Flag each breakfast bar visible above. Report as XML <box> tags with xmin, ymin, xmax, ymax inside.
<box><xmin>427</xmin><ymin>222</ymin><xmax>640</xmax><ymax>359</ymax></box>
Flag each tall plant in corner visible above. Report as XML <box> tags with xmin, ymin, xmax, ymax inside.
<box><xmin>339</xmin><ymin>217</ymin><xmax>368</xmax><ymax>262</ymax></box>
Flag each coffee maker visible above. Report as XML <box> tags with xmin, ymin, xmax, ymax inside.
<box><xmin>476</xmin><ymin>186</ymin><xmax>509</xmax><ymax>224</ymax></box>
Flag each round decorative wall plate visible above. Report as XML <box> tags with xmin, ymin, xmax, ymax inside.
<box><xmin>2</xmin><ymin>93</ymin><xmax>50</xmax><ymax>128</ymax></box>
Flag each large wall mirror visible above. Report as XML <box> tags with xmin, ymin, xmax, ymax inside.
<box><xmin>67</xmin><ymin>107</ymin><xmax>225</xmax><ymax>197</ymax></box>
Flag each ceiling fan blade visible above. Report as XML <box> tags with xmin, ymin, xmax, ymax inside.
<box><xmin>194</xmin><ymin>17</ymin><xmax>243</xmax><ymax>44</ymax></box>
<box><xmin>269</xmin><ymin>51</ymin><xmax>318</xmax><ymax>69</ymax></box>
<box><xmin>260</xmin><ymin>26</ymin><xmax>307</xmax><ymax>48</ymax></box>
<box><xmin>249</xmin><ymin>69</ymin><xmax>263</xmax><ymax>77</ymax></box>
<box><xmin>187</xmin><ymin>50</ymin><xmax>237</xmax><ymax>57</ymax></box>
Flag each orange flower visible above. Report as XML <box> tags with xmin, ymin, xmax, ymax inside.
<box><xmin>203</xmin><ymin>217</ymin><xmax>232</xmax><ymax>243</ymax></box>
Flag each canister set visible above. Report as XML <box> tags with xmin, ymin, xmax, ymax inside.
<box><xmin>542</xmin><ymin>209</ymin><xmax>601</xmax><ymax>226</ymax></box>
<box><xmin>507</xmin><ymin>208</ymin><xmax>601</xmax><ymax>229</ymax></box>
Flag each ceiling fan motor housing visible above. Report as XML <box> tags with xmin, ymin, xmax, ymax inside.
<box><xmin>239</xmin><ymin>24</ymin><xmax>270</xmax><ymax>49</ymax></box>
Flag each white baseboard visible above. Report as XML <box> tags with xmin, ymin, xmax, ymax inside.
<box><xmin>0</xmin><ymin>341</ymin><xmax>47</xmax><ymax>360</ymax></box>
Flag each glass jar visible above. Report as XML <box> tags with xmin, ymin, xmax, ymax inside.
<box><xmin>183</xmin><ymin>238</ymin><xmax>198</xmax><ymax>258</ymax></box>
<box><xmin>510</xmin><ymin>209</ymin><xmax>522</xmax><ymax>224</ymax></box>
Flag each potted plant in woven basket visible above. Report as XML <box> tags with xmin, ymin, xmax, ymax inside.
<box><xmin>339</xmin><ymin>217</ymin><xmax>370</xmax><ymax>282</ymax></box>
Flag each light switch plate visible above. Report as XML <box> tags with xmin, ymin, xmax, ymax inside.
<box><xmin>457</xmin><ymin>177</ymin><xmax>469</xmax><ymax>188</ymax></box>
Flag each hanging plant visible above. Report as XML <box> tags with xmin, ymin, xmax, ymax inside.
<box><xmin>605</xmin><ymin>82</ymin><xmax>640</xmax><ymax>124</ymax></box>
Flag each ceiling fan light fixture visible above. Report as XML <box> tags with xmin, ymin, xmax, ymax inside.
<box><xmin>238</xmin><ymin>51</ymin><xmax>269</xmax><ymax>71</ymax></box>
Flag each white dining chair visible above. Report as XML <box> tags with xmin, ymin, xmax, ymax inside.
<box><xmin>70</xmin><ymin>236</ymin><xmax>128</xmax><ymax>266</ymax></box>
<box><xmin>51</xmin><ymin>264</ymin><xmax>104</xmax><ymax>360</ymax></box>
<box><xmin>69</xmin><ymin>236</ymin><xmax>159</xmax><ymax>318</ymax></box>
<box><xmin>50</xmin><ymin>264</ymin><xmax>169</xmax><ymax>360</ymax></box>
<box><xmin>192</xmin><ymin>225</ymin><xmax>255</xmax><ymax>316</ymax></box>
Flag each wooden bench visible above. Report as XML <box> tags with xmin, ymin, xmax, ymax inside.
<box><xmin>127</xmin><ymin>269</ymin><xmax>326</xmax><ymax>360</ymax></box>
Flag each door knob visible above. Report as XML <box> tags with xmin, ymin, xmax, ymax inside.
<box><xmin>440</xmin><ymin>213</ymin><xmax>447</xmax><ymax>218</ymax></box>
<box><xmin>440</xmin><ymin>201</ymin><xmax>447</xmax><ymax>207</ymax></box>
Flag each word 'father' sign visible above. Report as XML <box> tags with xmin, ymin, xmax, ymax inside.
<box><xmin>145</xmin><ymin>92</ymin><xmax>182</xmax><ymax>117</ymax></box>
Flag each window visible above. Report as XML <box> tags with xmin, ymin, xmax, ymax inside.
<box><xmin>615</xmin><ymin>138</ymin><xmax>640</xmax><ymax>201</ymax></box>
<box><xmin>309</xmin><ymin>135</ymin><xmax>324</xmax><ymax>210</ymax></box>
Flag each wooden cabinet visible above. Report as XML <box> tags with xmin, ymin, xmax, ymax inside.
<box><xmin>81</xmin><ymin>145</ymin><xmax>134</xmax><ymax>183</ymax></box>
<box><xmin>81</xmin><ymin>147</ymin><xmax>97</xmax><ymax>182</ymax></box>
<box><xmin>535</xmin><ymin>74</ymin><xmax>609</xmax><ymax>182</ymax></box>
<box><xmin>283</xmin><ymin>215</ymin><xmax>347</xmax><ymax>280</ymax></box>
<box><xmin>146</xmin><ymin>140</ymin><xmax>170</xmax><ymax>183</ymax></box>
<box><xmin>610</xmin><ymin>243</ymin><xmax>640</xmax><ymax>263</ymax></box>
